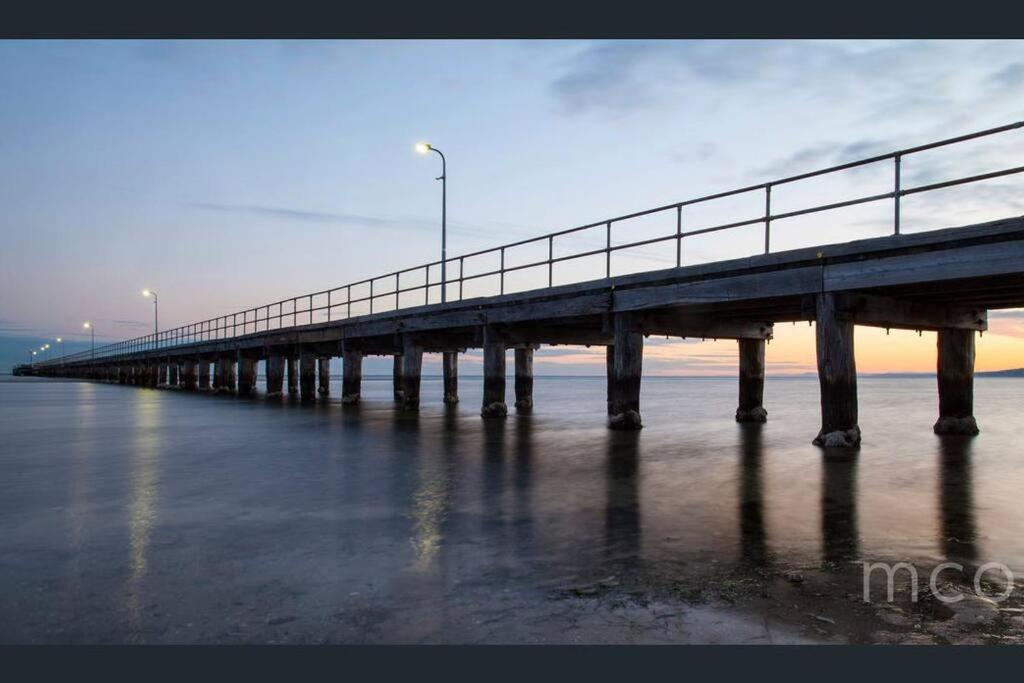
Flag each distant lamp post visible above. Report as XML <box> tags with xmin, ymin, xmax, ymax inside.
<box><xmin>30</xmin><ymin>350</ymin><xmax>37</xmax><ymax>364</ymax></box>
<box><xmin>83</xmin><ymin>321</ymin><xmax>94</xmax><ymax>359</ymax></box>
<box><xmin>56</xmin><ymin>338</ymin><xmax>63</xmax><ymax>360</ymax></box>
<box><xmin>142</xmin><ymin>289</ymin><xmax>158</xmax><ymax>349</ymax></box>
<box><xmin>415</xmin><ymin>142</ymin><xmax>447</xmax><ymax>303</ymax></box>
<box><xmin>43</xmin><ymin>344</ymin><xmax>50</xmax><ymax>361</ymax></box>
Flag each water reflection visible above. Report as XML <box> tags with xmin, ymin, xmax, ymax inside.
<box><xmin>604</xmin><ymin>431</ymin><xmax>641</xmax><ymax>564</ymax></box>
<box><xmin>480</xmin><ymin>420</ymin><xmax>507</xmax><ymax>542</ymax></box>
<box><xmin>512</xmin><ymin>416</ymin><xmax>535</xmax><ymax>552</ymax></box>
<box><xmin>938</xmin><ymin>437</ymin><xmax>978</xmax><ymax>563</ymax></box>
<box><xmin>737</xmin><ymin>424</ymin><xmax>768</xmax><ymax>568</ymax></box>
<box><xmin>821</xmin><ymin>453</ymin><xmax>859</xmax><ymax>565</ymax></box>
<box><xmin>126</xmin><ymin>395</ymin><xmax>161</xmax><ymax>638</ymax></box>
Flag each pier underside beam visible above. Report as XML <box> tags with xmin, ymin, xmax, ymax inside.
<box><xmin>608</xmin><ymin>313</ymin><xmax>643</xmax><ymax>430</ymax></box>
<box><xmin>814</xmin><ymin>293</ymin><xmax>860</xmax><ymax>448</ymax></box>
<box><xmin>736</xmin><ymin>338</ymin><xmax>767</xmax><ymax>423</ymax></box>
<box><xmin>832</xmin><ymin>292</ymin><xmax>987</xmax><ymax>332</ymax></box>
<box><xmin>443</xmin><ymin>351</ymin><xmax>458</xmax><ymax>404</ymax></box>
<box><xmin>481</xmin><ymin>328</ymin><xmax>507</xmax><ymax>418</ymax></box>
<box><xmin>342</xmin><ymin>349</ymin><xmax>362</xmax><ymax>404</ymax></box>
<box><xmin>934</xmin><ymin>329</ymin><xmax>979</xmax><ymax>435</ymax></box>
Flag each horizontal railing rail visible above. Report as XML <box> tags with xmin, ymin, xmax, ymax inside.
<box><xmin>36</xmin><ymin>120</ymin><xmax>1024</xmax><ymax>368</ymax></box>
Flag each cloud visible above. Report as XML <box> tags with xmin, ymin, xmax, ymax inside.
<box><xmin>989</xmin><ymin>309</ymin><xmax>1024</xmax><ymax>320</ymax></box>
<box><xmin>547</xmin><ymin>40</ymin><xmax>1023</xmax><ymax>123</ymax></box>
<box><xmin>189</xmin><ymin>202</ymin><xmax>390</xmax><ymax>228</ymax></box>
<box><xmin>988</xmin><ymin>63</ymin><xmax>1024</xmax><ymax>89</ymax></box>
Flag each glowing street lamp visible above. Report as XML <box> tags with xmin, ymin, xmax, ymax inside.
<box><xmin>142</xmin><ymin>289</ymin><xmax>158</xmax><ymax>348</ymax></box>
<box><xmin>415</xmin><ymin>141</ymin><xmax>448</xmax><ymax>303</ymax></box>
<box><xmin>56</xmin><ymin>337</ymin><xmax>64</xmax><ymax>360</ymax></box>
<box><xmin>83</xmin><ymin>321</ymin><xmax>94</xmax><ymax>358</ymax></box>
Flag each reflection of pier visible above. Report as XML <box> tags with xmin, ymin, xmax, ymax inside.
<box><xmin>938</xmin><ymin>437</ymin><xmax>978</xmax><ymax>563</ymax></box>
<box><xmin>737</xmin><ymin>425</ymin><xmax>767</xmax><ymax>568</ymax></box>
<box><xmin>604</xmin><ymin>432</ymin><xmax>641</xmax><ymax>563</ymax></box>
<box><xmin>822</xmin><ymin>455</ymin><xmax>859</xmax><ymax>565</ymax></box>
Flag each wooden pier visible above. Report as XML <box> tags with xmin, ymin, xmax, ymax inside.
<box><xmin>20</xmin><ymin>216</ymin><xmax>1024</xmax><ymax>447</ymax></box>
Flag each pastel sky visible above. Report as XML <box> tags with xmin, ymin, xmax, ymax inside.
<box><xmin>2</xmin><ymin>40</ymin><xmax>1023</xmax><ymax>374</ymax></box>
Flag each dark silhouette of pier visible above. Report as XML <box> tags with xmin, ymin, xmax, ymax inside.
<box><xmin>19</xmin><ymin>121</ymin><xmax>1024</xmax><ymax>447</ymax></box>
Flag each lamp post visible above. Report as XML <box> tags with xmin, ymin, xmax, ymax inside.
<box><xmin>142</xmin><ymin>289</ymin><xmax>158</xmax><ymax>349</ymax></box>
<box><xmin>29</xmin><ymin>350</ymin><xmax>36</xmax><ymax>365</ymax></box>
<box><xmin>415</xmin><ymin>142</ymin><xmax>447</xmax><ymax>303</ymax></box>
<box><xmin>56</xmin><ymin>337</ymin><xmax>63</xmax><ymax>361</ymax></box>
<box><xmin>83</xmin><ymin>321</ymin><xmax>94</xmax><ymax>359</ymax></box>
<box><xmin>42</xmin><ymin>344</ymin><xmax>50</xmax><ymax>362</ymax></box>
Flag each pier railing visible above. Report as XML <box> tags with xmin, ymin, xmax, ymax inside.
<box><xmin>38</xmin><ymin>120</ymin><xmax>1024</xmax><ymax>367</ymax></box>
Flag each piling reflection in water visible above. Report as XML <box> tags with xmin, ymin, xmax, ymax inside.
<box><xmin>3</xmin><ymin>375</ymin><xmax>1023</xmax><ymax>644</ymax></box>
<box><xmin>821</xmin><ymin>451</ymin><xmax>859</xmax><ymax>566</ymax></box>
<box><xmin>737</xmin><ymin>424</ymin><xmax>768</xmax><ymax>569</ymax></box>
<box><xmin>604</xmin><ymin>430</ymin><xmax>641</xmax><ymax>565</ymax></box>
<box><xmin>938</xmin><ymin>436</ymin><xmax>978</xmax><ymax>564</ymax></box>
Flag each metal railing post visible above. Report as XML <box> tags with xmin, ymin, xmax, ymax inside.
<box><xmin>369</xmin><ymin>281</ymin><xmax>374</xmax><ymax>315</ymax></box>
<box><xmin>764</xmin><ymin>184</ymin><xmax>772</xmax><ymax>254</ymax></box>
<box><xmin>894</xmin><ymin>154</ymin><xmax>902</xmax><ymax>235</ymax></box>
<box><xmin>395</xmin><ymin>273</ymin><xmax>400</xmax><ymax>310</ymax></box>
<box><xmin>606</xmin><ymin>221</ymin><xmax>612</xmax><ymax>278</ymax></box>
<box><xmin>459</xmin><ymin>258</ymin><xmax>464</xmax><ymax>300</ymax></box>
<box><xmin>500</xmin><ymin>247</ymin><xmax>505</xmax><ymax>295</ymax></box>
<box><xmin>548</xmin><ymin>235</ymin><xmax>554</xmax><ymax>287</ymax></box>
<box><xmin>675</xmin><ymin>206</ymin><xmax>682</xmax><ymax>267</ymax></box>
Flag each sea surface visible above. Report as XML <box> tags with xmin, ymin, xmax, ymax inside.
<box><xmin>1</xmin><ymin>374</ymin><xmax>1023</xmax><ymax>644</ymax></box>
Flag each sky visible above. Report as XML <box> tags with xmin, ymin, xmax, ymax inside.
<box><xmin>2</xmin><ymin>39</ymin><xmax>1023</xmax><ymax>375</ymax></box>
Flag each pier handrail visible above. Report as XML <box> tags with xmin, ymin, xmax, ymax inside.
<box><xmin>37</xmin><ymin>119</ymin><xmax>1024</xmax><ymax>368</ymax></box>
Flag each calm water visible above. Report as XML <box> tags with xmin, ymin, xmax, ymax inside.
<box><xmin>2</xmin><ymin>374</ymin><xmax>1023</xmax><ymax>643</ymax></box>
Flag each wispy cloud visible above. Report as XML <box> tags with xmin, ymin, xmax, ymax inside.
<box><xmin>188</xmin><ymin>202</ymin><xmax>390</xmax><ymax>228</ymax></box>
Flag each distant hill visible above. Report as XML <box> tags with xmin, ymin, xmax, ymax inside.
<box><xmin>977</xmin><ymin>368</ymin><xmax>1024</xmax><ymax>377</ymax></box>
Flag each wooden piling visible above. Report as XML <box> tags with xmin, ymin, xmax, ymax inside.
<box><xmin>287</xmin><ymin>357</ymin><xmax>299</xmax><ymax>396</ymax></box>
<box><xmin>157</xmin><ymin>362</ymin><xmax>168</xmax><ymax>387</ymax></box>
<box><xmin>181</xmin><ymin>360</ymin><xmax>197</xmax><ymax>391</ymax></box>
<box><xmin>442</xmin><ymin>351</ymin><xmax>459</xmax><ymax>404</ymax></box>
<box><xmin>514</xmin><ymin>347</ymin><xmax>534</xmax><ymax>410</ymax></box>
<box><xmin>197</xmin><ymin>360</ymin><xmax>211</xmax><ymax>391</ymax></box>
<box><xmin>318</xmin><ymin>357</ymin><xmax>331</xmax><ymax>396</ymax></box>
<box><xmin>481</xmin><ymin>329</ymin><xmax>507</xmax><ymax>418</ymax></box>
<box><xmin>342</xmin><ymin>349</ymin><xmax>362</xmax><ymax>404</ymax></box>
<box><xmin>212</xmin><ymin>359</ymin><xmax>223</xmax><ymax>391</ymax></box>
<box><xmin>169</xmin><ymin>362</ymin><xmax>179</xmax><ymax>387</ymax></box>
<box><xmin>934</xmin><ymin>328</ymin><xmax>979</xmax><ymax>435</ymax></box>
<box><xmin>265</xmin><ymin>356</ymin><xmax>285</xmax><ymax>397</ymax></box>
<box><xmin>221</xmin><ymin>357</ymin><xmax>236</xmax><ymax>394</ymax></box>
<box><xmin>392</xmin><ymin>354</ymin><xmax>404</xmax><ymax>402</ymax></box>
<box><xmin>299</xmin><ymin>353</ymin><xmax>316</xmax><ymax>401</ymax></box>
<box><xmin>606</xmin><ymin>345</ymin><xmax>615</xmax><ymax>415</ymax></box>
<box><xmin>735</xmin><ymin>338</ymin><xmax>767</xmax><ymax>423</ymax></box>
<box><xmin>814</xmin><ymin>293</ymin><xmax>860</xmax><ymax>447</ymax></box>
<box><xmin>401</xmin><ymin>337</ymin><xmax>423</xmax><ymax>410</ymax></box>
<box><xmin>237</xmin><ymin>357</ymin><xmax>257</xmax><ymax>397</ymax></box>
<box><xmin>608</xmin><ymin>313</ymin><xmax>643</xmax><ymax>430</ymax></box>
